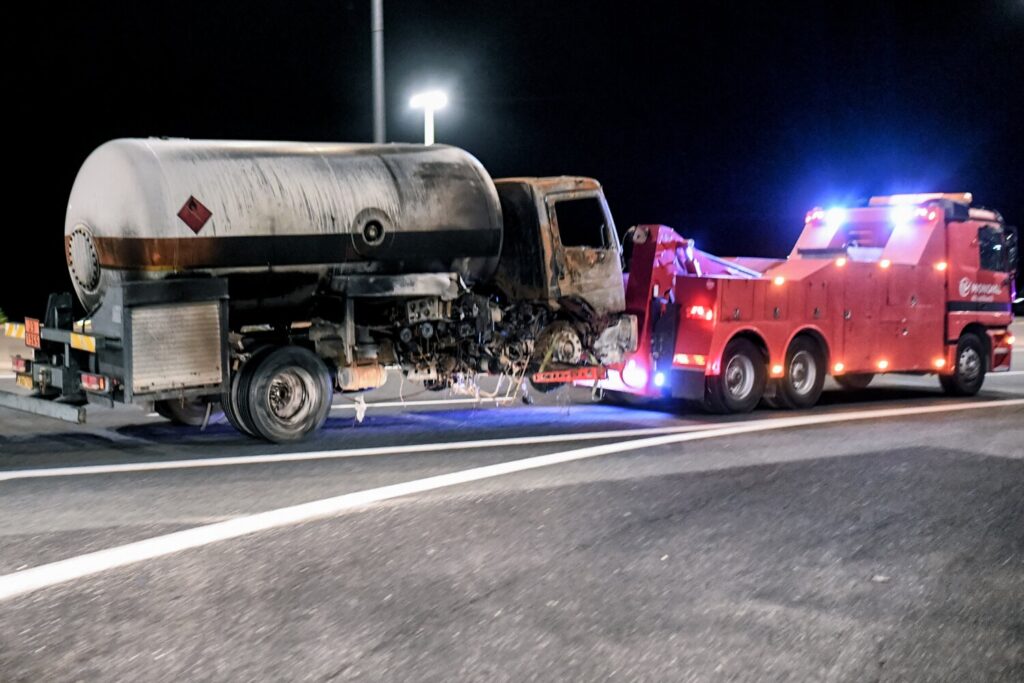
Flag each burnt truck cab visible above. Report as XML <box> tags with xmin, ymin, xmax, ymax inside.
<box><xmin>493</xmin><ymin>177</ymin><xmax>626</xmax><ymax>317</ymax></box>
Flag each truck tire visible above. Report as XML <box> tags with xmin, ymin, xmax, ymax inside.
<box><xmin>241</xmin><ymin>346</ymin><xmax>334</xmax><ymax>443</ymax></box>
<box><xmin>834</xmin><ymin>373</ymin><xmax>874</xmax><ymax>390</ymax></box>
<box><xmin>704</xmin><ymin>338</ymin><xmax>765</xmax><ymax>413</ymax></box>
<box><xmin>223</xmin><ymin>346</ymin><xmax>274</xmax><ymax>438</ymax></box>
<box><xmin>155</xmin><ymin>398</ymin><xmax>219</xmax><ymax>427</ymax></box>
<box><xmin>777</xmin><ymin>336</ymin><xmax>826</xmax><ymax>409</ymax></box>
<box><xmin>940</xmin><ymin>333</ymin><xmax>986</xmax><ymax>396</ymax></box>
<box><xmin>529</xmin><ymin>321</ymin><xmax>584</xmax><ymax>393</ymax></box>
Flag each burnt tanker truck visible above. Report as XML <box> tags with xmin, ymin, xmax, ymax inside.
<box><xmin>2</xmin><ymin>139</ymin><xmax>637</xmax><ymax>442</ymax></box>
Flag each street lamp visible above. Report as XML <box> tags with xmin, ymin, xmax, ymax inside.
<box><xmin>409</xmin><ymin>90</ymin><xmax>448</xmax><ymax>145</ymax></box>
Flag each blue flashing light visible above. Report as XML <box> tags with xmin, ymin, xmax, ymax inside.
<box><xmin>825</xmin><ymin>207</ymin><xmax>847</xmax><ymax>229</ymax></box>
<box><xmin>654</xmin><ymin>371</ymin><xmax>666</xmax><ymax>388</ymax></box>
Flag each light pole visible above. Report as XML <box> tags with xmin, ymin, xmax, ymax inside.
<box><xmin>409</xmin><ymin>90</ymin><xmax>448</xmax><ymax>145</ymax></box>
<box><xmin>371</xmin><ymin>0</ymin><xmax>385</xmax><ymax>143</ymax></box>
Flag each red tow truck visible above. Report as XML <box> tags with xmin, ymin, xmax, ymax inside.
<box><xmin>555</xmin><ymin>193</ymin><xmax>1018</xmax><ymax>411</ymax></box>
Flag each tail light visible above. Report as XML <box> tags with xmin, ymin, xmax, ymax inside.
<box><xmin>673</xmin><ymin>353</ymin><xmax>707</xmax><ymax>367</ymax></box>
<box><xmin>11</xmin><ymin>356</ymin><xmax>30</xmax><ymax>373</ymax></box>
<box><xmin>621</xmin><ymin>358</ymin><xmax>649</xmax><ymax>388</ymax></box>
<box><xmin>80</xmin><ymin>373</ymin><xmax>110</xmax><ymax>393</ymax></box>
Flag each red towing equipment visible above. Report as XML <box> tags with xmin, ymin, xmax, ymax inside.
<box><xmin>572</xmin><ymin>192</ymin><xmax>1017</xmax><ymax>412</ymax></box>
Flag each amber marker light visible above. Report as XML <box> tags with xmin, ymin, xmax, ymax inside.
<box><xmin>879</xmin><ymin>259</ymin><xmax>891</xmax><ymax>269</ymax></box>
<box><xmin>934</xmin><ymin>261</ymin><xmax>948</xmax><ymax>271</ymax></box>
<box><xmin>833</xmin><ymin>362</ymin><xmax>845</xmax><ymax>374</ymax></box>
<box><xmin>835</xmin><ymin>257</ymin><xmax>847</xmax><ymax>267</ymax></box>
<box><xmin>773</xmin><ymin>276</ymin><xmax>785</xmax><ymax>286</ymax></box>
<box><xmin>771</xmin><ymin>364</ymin><xmax>784</xmax><ymax>376</ymax></box>
<box><xmin>933</xmin><ymin>358</ymin><xmax>946</xmax><ymax>368</ymax></box>
<box><xmin>877</xmin><ymin>359</ymin><xmax>889</xmax><ymax>370</ymax></box>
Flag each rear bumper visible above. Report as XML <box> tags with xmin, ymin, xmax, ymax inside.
<box><xmin>0</xmin><ymin>390</ymin><xmax>86</xmax><ymax>424</ymax></box>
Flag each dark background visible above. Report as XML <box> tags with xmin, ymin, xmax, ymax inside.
<box><xmin>5</xmin><ymin>0</ymin><xmax>1023</xmax><ymax>319</ymax></box>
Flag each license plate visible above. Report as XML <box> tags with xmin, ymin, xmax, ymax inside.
<box><xmin>16</xmin><ymin>373</ymin><xmax>34</xmax><ymax>390</ymax></box>
<box><xmin>25</xmin><ymin>318</ymin><xmax>41</xmax><ymax>349</ymax></box>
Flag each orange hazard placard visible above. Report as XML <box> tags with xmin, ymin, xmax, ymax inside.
<box><xmin>25</xmin><ymin>318</ymin><xmax>41</xmax><ymax>349</ymax></box>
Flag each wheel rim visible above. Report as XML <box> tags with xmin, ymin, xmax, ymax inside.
<box><xmin>789</xmin><ymin>350</ymin><xmax>817</xmax><ymax>395</ymax></box>
<box><xmin>958</xmin><ymin>347</ymin><xmax>982</xmax><ymax>382</ymax></box>
<box><xmin>725</xmin><ymin>354</ymin><xmax>755</xmax><ymax>400</ymax></box>
<box><xmin>266</xmin><ymin>367</ymin><xmax>318</xmax><ymax>426</ymax></box>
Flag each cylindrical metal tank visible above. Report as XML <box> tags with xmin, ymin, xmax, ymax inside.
<box><xmin>65</xmin><ymin>138</ymin><xmax>503</xmax><ymax>313</ymax></box>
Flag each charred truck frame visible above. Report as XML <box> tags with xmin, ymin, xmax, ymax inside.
<box><xmin>2</xmin><ymin>139</ymin><xmax>636</xmax><ymax>442</ymax></box>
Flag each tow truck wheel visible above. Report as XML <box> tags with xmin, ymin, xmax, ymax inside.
<box><xmin>834</xmin><ymin>373</ymin><xmax>874</xmax><ymax>390</ymax></box>
<box><xmin>704</xmin><ymin>338</ymin><xmax>765</xmax><ymax>413</ymax></box>
<box><xmin>940</xmin><ymin>333</ymin><xmax>987</xmax><ymax>396</ymax></box>
<box><xmin>777</xmin><ymin>336</ymin><xmax>826</xmax><ymax>409</ymax></box>
<box><xmin>154</xmin><ymin>398</ymin><xmax>220</xmax><ymax>427</ymax></box>
<box><xmin>242</xmin><ymin>346</ymin><xmax>334</xmax><ymax>443</ymax></box>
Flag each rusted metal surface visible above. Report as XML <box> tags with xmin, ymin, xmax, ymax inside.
<box><xmin>65</xmin><ymin>139</ymin><xmax>503</xmax><ymax>312</ymax></box>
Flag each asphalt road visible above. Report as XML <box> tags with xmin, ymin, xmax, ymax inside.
<box><xmin>1</xmin><ymin>331</ymin><xmax>1022</xmax><ymax>681</ymax></box>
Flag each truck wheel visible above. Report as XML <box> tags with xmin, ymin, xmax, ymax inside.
<box><xmin>242</xmin><ymin>346</ymin><xmax>334</xmax><ymax>443</ymax></box>
<box><xmin>777</xmin><ymin>336</ymin><xmax>826</xmax><ymax>409</ymax></box>
<box><xmin>834</xmin><ymin>373</ymin><xmax>874</xmax><ymax>390</ymax></box>
<box><xmin>704</xmin><ymin>338</ymin><xmax>765</xmax><ymax>413</ymax></box>
<box><xmin>529</xmin><ymin>321</ymin><xmax>584</xmax><ymax>393</ymax></box>
<box><xmin>155</xmin><ymin>398</ymin><xmax>220</xmax><ymax>427</ymax></box>
<box><xmin>223</xmin><ymin>347</ymin><xmax>273</xmax><ymax>438</ymax></box>
<box><xmin>940</xmin><ymin>333</ymin><xmax>987</xmax><ymax>396</ymax></box>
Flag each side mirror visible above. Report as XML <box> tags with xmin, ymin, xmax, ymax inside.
<box><xmin>1007</xmin><ymin>226</ymin><xmax>1019</xmax><ymax>274</ymax></box>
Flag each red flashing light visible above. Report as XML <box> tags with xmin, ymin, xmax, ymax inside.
<box><xmin>687</xmin><ymin>305</ymin><xmax>714</xmax><ymax>321</ymax></box>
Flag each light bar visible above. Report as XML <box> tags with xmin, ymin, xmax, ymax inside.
<box><xmin>869</xmin><ymin>192</ymin><xmax>972</xmax><ymax>206</ymax></box>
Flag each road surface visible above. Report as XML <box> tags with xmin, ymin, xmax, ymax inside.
<box><xmin>1</xmin><ymin>328</ymin><xmax>1022</xmax><ymax>681</ymax></box>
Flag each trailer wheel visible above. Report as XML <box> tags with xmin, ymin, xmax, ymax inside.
<box><xmin>777</xmin><ymin>336</ymin><xmax>826</xmax><ymax>409</ymax></box>
<box><xmin>704</xmin><ymin>338</ymin><xmax>765</xmax><ymax>413</ymax></box>
<box><xmin>834</xmin><ymin>373</ymin><xmax>874</xmax><ymax>390</ymax></box>
<box><xmin>155</xmin><ymin>398</ymin><xmax>220</xmax><ymax>427</ymax></box>
<box><xmin>940</xmin><ymin>333</ymin><xmax>986</xmax><ymax>396</ymax></box>
<box><xmin>242</xmin><ymin>346</ymin><xmax>334</xmax><ymax>443</ymax></box>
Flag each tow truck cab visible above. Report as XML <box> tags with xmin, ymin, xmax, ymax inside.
<box><xmin>602</xmin><ymin>192</ymin><xmax>1017</xmax><ymax>411</ymax></box>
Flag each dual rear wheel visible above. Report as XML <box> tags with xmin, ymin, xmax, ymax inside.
<box><xmin>704</xmin><ymin>335</ymin><xmax>825</xmax><ymax>413</ymax></box>
<box><xmin>224</xmin><ymin>345</ymin><xmax>334</xmax><ymax>443</ymax></box>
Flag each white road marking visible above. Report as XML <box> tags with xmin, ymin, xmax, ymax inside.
<box><xmin>0</xmin><ymin>423</ymin><xmax>722</xmax><ymax>481</ymax></box>
<box><xmin>988</xmin><ymin>370</ymin><xmax>1024</xmax><ymax>376</ymax></box>
<box><xmin>0</xmin><ymin>373</ymin><xmax>13</xmax><ymax>379</ymax></box>
<box><xmin>0</xmin><ymin>398</ymin><xmax>1021</xmax><ymax>601</ymax></box>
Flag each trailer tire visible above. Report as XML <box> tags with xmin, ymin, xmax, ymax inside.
<box><xmin>940</xmin><ymin>333</ymin><xmax>986</xmax><ymax>396</ymax></box>
<box><xmin>242</xmin><ymin>346</ymin><xmax>334</xmax><ymax>443</ymax></box>
<box><xmin>834</xmin><ymin>373</ymin><xmax>874</xmax><ymax>390</ymax></box>
<box><xmin>777</xmin><ymin>336</ymin><xmax>826</xmax><ymax>409</ymax></box>
<box><xmin>704</xmin><ymin>338</ymin><xmax>765</xmax><ymax>413</ymax></box>
<box><xmin>155</xmin><ymin>398</ymin><xmax>220</xmax><ymax>427</ymax></box>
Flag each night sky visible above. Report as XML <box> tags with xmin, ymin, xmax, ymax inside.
<box><xmin>6</xmin><ymin>1</ymin><xmax>1023</xmax><ymax>319</ymax></box>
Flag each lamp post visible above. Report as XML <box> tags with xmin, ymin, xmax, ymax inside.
<box><xmin>409</xmin><ymin>90</ymin><xmax>448</xmax><ymax>145</ymax></box>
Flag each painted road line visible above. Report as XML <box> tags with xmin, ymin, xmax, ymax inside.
<box><xmin>331</xmin><ymin>397</ymin><xmax>515</xmax><ymax>410</ymax></box>
<box><xmin>988</xmin><ymin>370</ymin><xmax>1024</xmax><ymax>376</ymax></box>
<box><xmin>0</xmin><ymin>373</ymin><xmax>13</xmax><ymax>380</ymax></box>
<box><xmin>0</xmin><ymin>398</ymin><xmax>1022</xmax><ymax>602</ymax></box>
<box><xmin>0</xmin><ymin>423</ymin><xmax>722</xmax><ymax>481</ymax></box>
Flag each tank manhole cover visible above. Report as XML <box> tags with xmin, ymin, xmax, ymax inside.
<box><xmin>178</xmin><ymin>195</ymin><xmax>212</xmax><ymax>234</ymax></box>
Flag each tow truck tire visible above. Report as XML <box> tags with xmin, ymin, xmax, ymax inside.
<box><xmin>940</xmin><ymin>333</ymin><xmax>986</xmax><ymax>396</ymax></box>
<box><xmin>777</xmin><ymin>336</ymin><xmax>826</xmax><ymax>409</ymax></box>
<box><xmin>704</xmin><ymin>338</ymin><xmax>766</xmax><ymax>413</ymax></box>
<box><xmin>242</xmin><ymin>346</ymin><xmax>334</xmax><ymax>443</ymax></box>
<box><xmin>834</xmin><ymin>373</ymin><xmax>874</xmax><ymax>390</ymax></box>
<box><xmin>154</xmin><ymin>398</ymin><xmax>219</xmax><ymax>427</ymax></box>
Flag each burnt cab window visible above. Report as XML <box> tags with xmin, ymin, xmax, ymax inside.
<box><xmin>553</xmin><ymin>196</ymin><xmax>608</xmax><ymax>248</ymax></box>
<box><xmin>978</xmin><ymin>226</ymin><xmax>1008</xmax><ymax>272</ymax></box>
